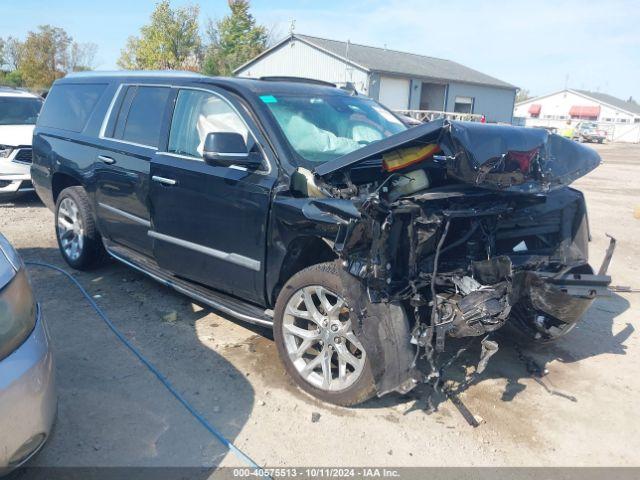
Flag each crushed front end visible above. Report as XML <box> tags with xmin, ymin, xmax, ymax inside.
<box><xmin>312</xmin><ymin>119</ymin><xmax>614</xmax><ymax>395</ymax></box>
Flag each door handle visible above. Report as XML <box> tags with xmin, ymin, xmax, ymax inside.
<box><xmin>98</xmin><ymin>155</ymin><xmax>116</xmax><ymax>165</ymax></box>
<box><xmin>152</xmin><ymin>175</ymin><xmax>178</xmax><ymax>186</ymax></box>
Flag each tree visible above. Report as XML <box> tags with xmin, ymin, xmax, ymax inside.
<box><xmin>0</xmin><ymin>38</ymin><xmax>4</xmax><ymax>68</ymax></box>
<box><xmin>1</xmin><ymin>70</ymin><xmax>23</xmax><ymax>87</ymax></box>
<box><xmin>4</xmin><ymin>36</ymin><xmax>24</xmax><ymax>71</ymax></box>
<box><xmin>515</xmin><ymin>89</ymin><xmax>531</xmax><ymax>103</ymax></box>
<box><xmin>6</xmin><ymin>26</ymin><xmax>97</xmax><ymax>89</ymax></box>
<box><xmin>117</xmin><ymin>0</ymin><xmax>201</xmax><ymax>71</ymax></box>
<box><xmin>19</xmin><ymin>25</ymin><xmax>72</xmax><ymax>89</ymax></box>
<box><xmin>203</xmin><ymin>0</ymin><xmax>268</xmax><ymax>76</ymax></box>
<box><xmin>70</xmin><ymin>42</ymin><xmax>98</xmax><ymax>71</ymax></box>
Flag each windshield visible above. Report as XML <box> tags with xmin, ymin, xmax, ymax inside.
<box><xmin>260</xmin><ymin>93</ymin><xmax>407</xmax><ymax>166</ymax></box>
<box><xmin>0</xmin><ymin>96</ymin><xmax>43</xmax><ymax>126</ymax></box>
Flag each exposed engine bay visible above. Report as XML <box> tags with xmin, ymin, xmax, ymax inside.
<box><xmin>292</xmin><ymin>119</ymin><xmax>614</xmax><ymax>395</ymax></box>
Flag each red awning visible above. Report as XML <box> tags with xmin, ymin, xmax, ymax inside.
<box><xmin>569</xmin><ymin>105</ymin><xmax>601</xmax><ymax>117</ymax></box>
<box><xmin>528</xmin><ymin>104</ymin><xmax>542</xmax><ymax>115</ymax></box>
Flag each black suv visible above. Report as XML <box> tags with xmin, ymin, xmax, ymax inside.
<box><xmin>32</xmin><ymin>72</ymin><xmax>613</xmax><ymax>406</ymax></box>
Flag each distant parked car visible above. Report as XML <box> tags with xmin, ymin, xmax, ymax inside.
<box><xmin>0</xmin><ymin>87</ymin><xmax>44</xmax><ymax>200</ymax></box>
<box><xmin>0</xmin><ymin>234</ymin><xmax>56</xmax><ymax>473</ymax></box>
<box><xmin>574</xmin><ymin>121</ymin><xmax>607</xmax><ymax>143</ymax></box>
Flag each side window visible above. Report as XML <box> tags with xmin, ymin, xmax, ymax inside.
<box><xmin>108</xmin><ymin>86</ymin><xmax>170</xmax><ymax>147</ymax></box>
<box><xmin>38</xmin><ymin>83</ymin><xmax>107</xmax><ymax>132</ymax></box>
<box><xmin>168</xmin><ymin>89</ymin><xmax>250</xmax><ymax>159</ymax></box>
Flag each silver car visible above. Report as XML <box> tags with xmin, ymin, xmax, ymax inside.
<box><xmin>0</xmin><ymin>234</ymin><xmax>56</xmax><ymax>473</ymax></box>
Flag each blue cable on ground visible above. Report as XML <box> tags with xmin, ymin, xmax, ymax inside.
<box><xmin>26</xmin><ymin>261</ymin><xmax>265</xmax><ymax>472</ymax></box>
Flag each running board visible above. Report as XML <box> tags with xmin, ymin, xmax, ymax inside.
<box><xmin>103</xmin><ymin>240</ymin><xmax>274</xmax><ymax>328</ymax></box>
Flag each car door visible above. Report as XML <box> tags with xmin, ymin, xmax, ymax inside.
<box><xmin>94</xmin><ymin>85</ymin><xmax>171</xmax><ymax>256</ymax></box>
<box><xmin>149</xmin><ymin>87</ymin><xmax>277</xmax><ymax>305</ymax></box>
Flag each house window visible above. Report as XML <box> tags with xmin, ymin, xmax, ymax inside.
<box><xmin>453</xmin><ymin>96</ymin><xmax>474</xmax><ymax>114</ymax></box>
<box><xmin>635</xmin><ymin>118</ymin><xmax>640</xmax><ymax>123</ymax></box>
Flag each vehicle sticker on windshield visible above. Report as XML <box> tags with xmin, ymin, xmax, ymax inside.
<box><xmin>260</xmin><ymin>95</ymin><xmax>278</xmax><ymax>104</ymax></box>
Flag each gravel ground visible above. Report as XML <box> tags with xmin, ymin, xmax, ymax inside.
<box><xmin>1</xmin><ymin>142</ymin><xmax>638</xmax><ymax>470</ymax></box>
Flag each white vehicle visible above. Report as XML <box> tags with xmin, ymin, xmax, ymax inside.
<box><xmin>0</xmin><ymin>88</ymin><xmax>44</xmax><ymax>199</ymax></box>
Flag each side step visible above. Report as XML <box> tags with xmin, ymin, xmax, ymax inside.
<box><xmin>103</xmin><ymin>240</ymin><xmax>274</xmax><ymax>328</ymax></box>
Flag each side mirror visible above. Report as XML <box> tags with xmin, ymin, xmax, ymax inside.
<box><xmin>202</xmin><ymin>132</ymin><xmax>261</xmax><ymax>168</ymax></box>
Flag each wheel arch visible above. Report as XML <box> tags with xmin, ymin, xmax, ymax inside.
<box><xmin>269</xmin><ymin>235</ymin><xmax>337</xmax><ymax>306</ymax></box>
<box><xmin>52</xmin><ymin>171</ymin><xmax>84</xmax><ymax>203</ymax></box>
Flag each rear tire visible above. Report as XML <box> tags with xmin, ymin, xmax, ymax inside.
<box><xmin>273</xmin><ymin>261</ymin><xmax>376</xmax><ymax>406</ymax></box>
<box><xmin>55</xmin><ymin>186</ymin><xmax>107</xmax><ymax>270</ymax></box>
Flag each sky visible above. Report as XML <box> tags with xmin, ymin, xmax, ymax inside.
<box><xmin>2</xmin><ymin>0</ymin><xmax>639</xmax><ymax>100</ymax></box>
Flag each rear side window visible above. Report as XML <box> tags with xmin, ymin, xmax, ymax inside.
<box><xmin>108</xmin><ymin>86</ymin><xmax>170</xmax><ymax>148</ymax></box>
<box><xmin>0</xmin><ymin>97</ymin><xmax>43</xmax><ymax>126</ymax></box>
<box><xmin>38</xmin><ymin>83</ymin><xmax>107</xmax><ymax>132</ymax></box>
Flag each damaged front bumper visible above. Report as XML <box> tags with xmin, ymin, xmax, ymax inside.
<box><xmin>300</xmin><ymin>120</ymin><xmax>614</xmax><ymax>398</ymax></box>
<box><xmin>329</xmin><ymin>188</ymin><xmax>615</xmax><ymax>398</ymax></box>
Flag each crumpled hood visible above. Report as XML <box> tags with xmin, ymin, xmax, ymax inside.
<box><xmin>314</xmin><ymin>119</ymin><xmax>601</xmax><ymax>194</ymax></box>
<box><xmin>0</xmin><ymin>124</ymin><xmax>35</xmax><ymax>147</ymax></box>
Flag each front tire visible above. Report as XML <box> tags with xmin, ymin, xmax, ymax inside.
<box><xmin>55</xmin><ymin>186</ymin><xmax>107</xmax><ymax>270</ymax></box>
<box><xmin>273</xmin><ymin>262</ymin><xmax>376</xmax><ymax>406</ymax></box>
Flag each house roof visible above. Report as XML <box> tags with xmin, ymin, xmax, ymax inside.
<box><xmin>235</xmin><ymin>33</ymin><xmax>517</xmax><ymax>90</ymax></box>
<box><xmin>573</xmin><ymin>89</ymin><xmax>640</xmax><ymax>116</ymax></box>
<box><xmin>516</xmin><ymin>89</ymin><xmax>640</xmax><ymax>117</ymax></box>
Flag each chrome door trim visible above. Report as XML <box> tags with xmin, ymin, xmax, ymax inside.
<box><xmin>98</xmin><ymin>202</ymin><xmax>151</xmax><ymax>227</ymax></box>
<box><xmin>151</xmin><ymin>175</ymin><xmax>177</xmax><ymax>186</ymax></box>
<box><xmin>147</xmin><ymin>230</ymin><xmax>261</xmax><ymax>271</ymax></box>
<box><xmin>207</xmin><ymin>152</ymin><xmax>249</xmax><ymax>158</ymax></box>
<box><xmin>106</xmin><ymin>247</ymin><xmax>273</xmax><ymax>327</ymax></box>
<box><xmin>99</xmin><ymin>83</ymin><xmax>124</xmax><ymax>139</ymax></box>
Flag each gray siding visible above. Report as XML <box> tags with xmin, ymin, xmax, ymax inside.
<box><xmin>419</xmin><ymin>82</ymin><xmax>447</xmax><ymax>111</ymax></box>
<box><xmin>235</xmin><ymin>38</ymin><xmax>370</xmax><ymax>94</ymax></box>
<box><xmin>445</xmin><ymin>82</ymin><xmax>516</xmax><ymax>123</ymax></box>
<box><xmin>368</xmin><ymin>72</ymin><xmax>381</xmax><ymax>102</ymax></box>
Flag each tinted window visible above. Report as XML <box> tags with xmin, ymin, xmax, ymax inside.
<box><xmin>38</xmin><ymin>83</ymin><xmax>107</xmax><ymax>132</ymax></box>
<box><xmin>168</xmin><ymin>89</ymin><xmax>249</xmax><ymax>158</ymax></box>
<box><xmin>113</xmin><ymin>86</ymin><xmax>170</xmax><ymax>147</ymax></box>
<box><xmin>0</xmin><ymin>97</ymin><xmax>43</xmax><ymax>125</ymax></box>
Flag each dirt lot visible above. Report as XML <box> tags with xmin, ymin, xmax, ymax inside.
<box><xmin>1</xmin><ymin>143</ymin><xmax>639</xmax><ymax>469</ymax></box>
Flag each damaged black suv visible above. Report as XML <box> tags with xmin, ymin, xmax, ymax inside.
<box><xmin>32</xmin><ymin>72</ymin><xmax>614</xmax><ymax>406</ymax></box>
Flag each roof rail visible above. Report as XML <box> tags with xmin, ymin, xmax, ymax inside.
<box><xmin>258</xmin><ymin>76</ymin><xmax>336</xmax><ymax>88</ymax></box>
<box><xmin>66</xmin><ymin>70</ymin><xmax>208</xmax><ymax>79</ymax></box>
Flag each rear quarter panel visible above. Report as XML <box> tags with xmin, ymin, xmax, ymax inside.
<box><xmin>31</xmin><ymin>80</ymin><xmax>119</xmax><ymax>211</ymax></box>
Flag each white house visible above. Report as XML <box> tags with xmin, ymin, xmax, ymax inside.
<box><xmin>514</xmin><ymin>89</ymin><xmax>640</xmax><ymax>143</ymax></box>
<box><xmin>234</xmin><ymin>33</ymin><xmax>517</xmax><ymax>123</ymax></box>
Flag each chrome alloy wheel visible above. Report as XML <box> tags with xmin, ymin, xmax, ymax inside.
<box><xmin>57</xmin><ymin>197</ymin><xmax>84</xmax><ymax>261</ymax></box>
<box><xmin>282</xmin><ymin>286</ymin><xmax>366</xmax><ymax>391</ymax></box>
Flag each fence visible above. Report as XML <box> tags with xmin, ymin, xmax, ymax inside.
<box><xmin>395</xmin><ymin>109</ymin><xmax>484</xmax><ymax>123</ymax></box>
